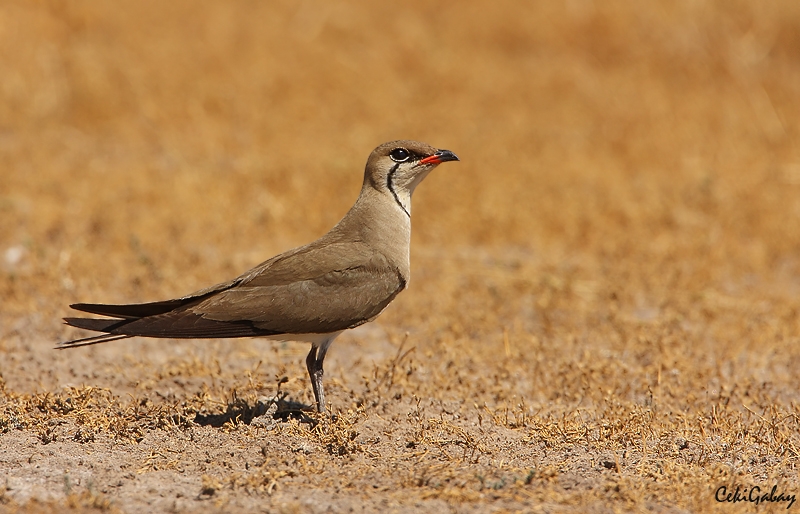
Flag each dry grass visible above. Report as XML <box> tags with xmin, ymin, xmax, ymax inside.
<box><xmin>2</xmin><ymin>1</ymin><xmax>800</xmax><ymax>512</ymax></box>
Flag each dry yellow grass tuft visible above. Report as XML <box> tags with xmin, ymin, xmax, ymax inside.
<box><xmin>2</xmin><ymin>1</ymin><xmax>800</xmax><ymax>512</ymax></box>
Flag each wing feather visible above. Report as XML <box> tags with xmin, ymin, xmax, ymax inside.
<box><xmin>193</xmin><ymin>243</ymin><xmax>406</xmax><ymax>333</ymax></box>
<box><xmin>62</xmin><ymin>241</ymin><xmax>406</xmax><ymax>342</ymax></box>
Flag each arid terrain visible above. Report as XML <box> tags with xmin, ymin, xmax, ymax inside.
<box><xmin>2</xmin><ymin>1</ymin><xmax>800</xmax><ymax>512</ymax></box>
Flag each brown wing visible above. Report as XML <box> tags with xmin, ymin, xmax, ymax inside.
<box><xmin>191</xmin><ymin>242</ymin><xmax>406</xmax><ymax>334</ymax></box>
<box><xmin>60</xmin><ymin>239</ymin><xmax>406</xmax><ymax>346</ymax></box>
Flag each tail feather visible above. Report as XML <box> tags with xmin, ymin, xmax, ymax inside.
<box><xmin>56</xmin><ymin>333</ymin><xmax>132</xmax><ymax>349</ymax></box>
<box><xmin>70</xmin><ymin>299</ymin><xmax>193</xmax><ymax>319</ymax></box>
<box><xmin>64</xmin><ymin>317</ymin><xmax>133</xmax><ymax>332</ymax></box>
<box><xmin>69</xmin><ymin>281</ymin><xmax>238</xmax><ymax>319</ymax></box>
<box><xmin>60</xmin><ymin>311</ymin><xmax>281</xmax><ymax>347</ymax></box>
<box><xmin>61</xmin><ymin>283</ymin><xmax>282</xmax><ymax>347</ymax></box>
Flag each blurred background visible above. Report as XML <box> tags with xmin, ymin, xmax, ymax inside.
<box><xmin>1</xmin><ymin>1</ymin><xmax>800</xmax><ymax>395</ymax></box>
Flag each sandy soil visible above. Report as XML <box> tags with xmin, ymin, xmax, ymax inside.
<box><xmin>2</xmin><ymin>1</ymin><xmax>800</xmax><ymax>512</ymax></box>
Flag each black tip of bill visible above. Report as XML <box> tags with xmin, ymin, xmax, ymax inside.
<box><xmin>419</xmin><ymin>149</ymin><xmax>459</xmax><ymax>165</ymax></box>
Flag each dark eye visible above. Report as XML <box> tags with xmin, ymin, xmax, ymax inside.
<box><xmin>389</xmin><ymin>148</ymin><xmax>410</xmax><ymax>162</ymax></box>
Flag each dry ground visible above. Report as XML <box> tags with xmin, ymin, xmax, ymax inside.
<box><xmin>2</xmin><ymin>1</ymin><xmax>800</xmax><ymax>512</ymax></box>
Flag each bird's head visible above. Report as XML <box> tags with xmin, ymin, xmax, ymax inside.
<box><xmin>363</xmin><ymin>140</ymin><xmax>459</xmax><ymax>215</ymax></box>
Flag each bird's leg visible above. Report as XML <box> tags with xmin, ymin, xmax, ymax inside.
<box><xmin>305</xmin><ymin>346</ymin><xmax>323</xmax><ymax>412</ymax></box>
<box><xmin>312</xmin><ymin>342</ymin><xmax>332</xmax><ymax>413</ymax></box>
<box><xmin>305</xmin><ymin>336</ymin><xmax>337</xmax><ymax>413</ymax></box>
<box><xmin>314</xmin><ymin>369</ymin><xmax>326</xmax><ymax>414</ymax></box>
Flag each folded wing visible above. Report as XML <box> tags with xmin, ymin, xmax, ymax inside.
<box><xmin>60</xmin><ymin>242</ymin><xmax>405</xmax><ymax>346</ymax></box>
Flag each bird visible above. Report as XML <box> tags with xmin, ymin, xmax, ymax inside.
<box><xmin>57</xmin><ymin>140</ymin><xmax>459</xmax><ymax>413</ymax></box>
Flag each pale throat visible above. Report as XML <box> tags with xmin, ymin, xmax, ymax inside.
<box><xmin>395</xmin><ymin>188</ymin><xmax>413</xmax><ymax>216</ymax></box>
<box><xmin>394</xmin><ymin>167</ymin><xmax>433</xmax><ymax>217</ymax></box>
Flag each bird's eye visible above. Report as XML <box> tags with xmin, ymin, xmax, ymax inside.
<box><xmin>389</xmin><ymin>148</ymin><xmax>410</xmax><ymax>162</ymax></box>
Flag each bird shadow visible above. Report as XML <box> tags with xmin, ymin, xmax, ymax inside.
<box><xmin>193</xmin><ymin>392</ymin><xmax>317</xmax><ymax>428</ymax></box>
